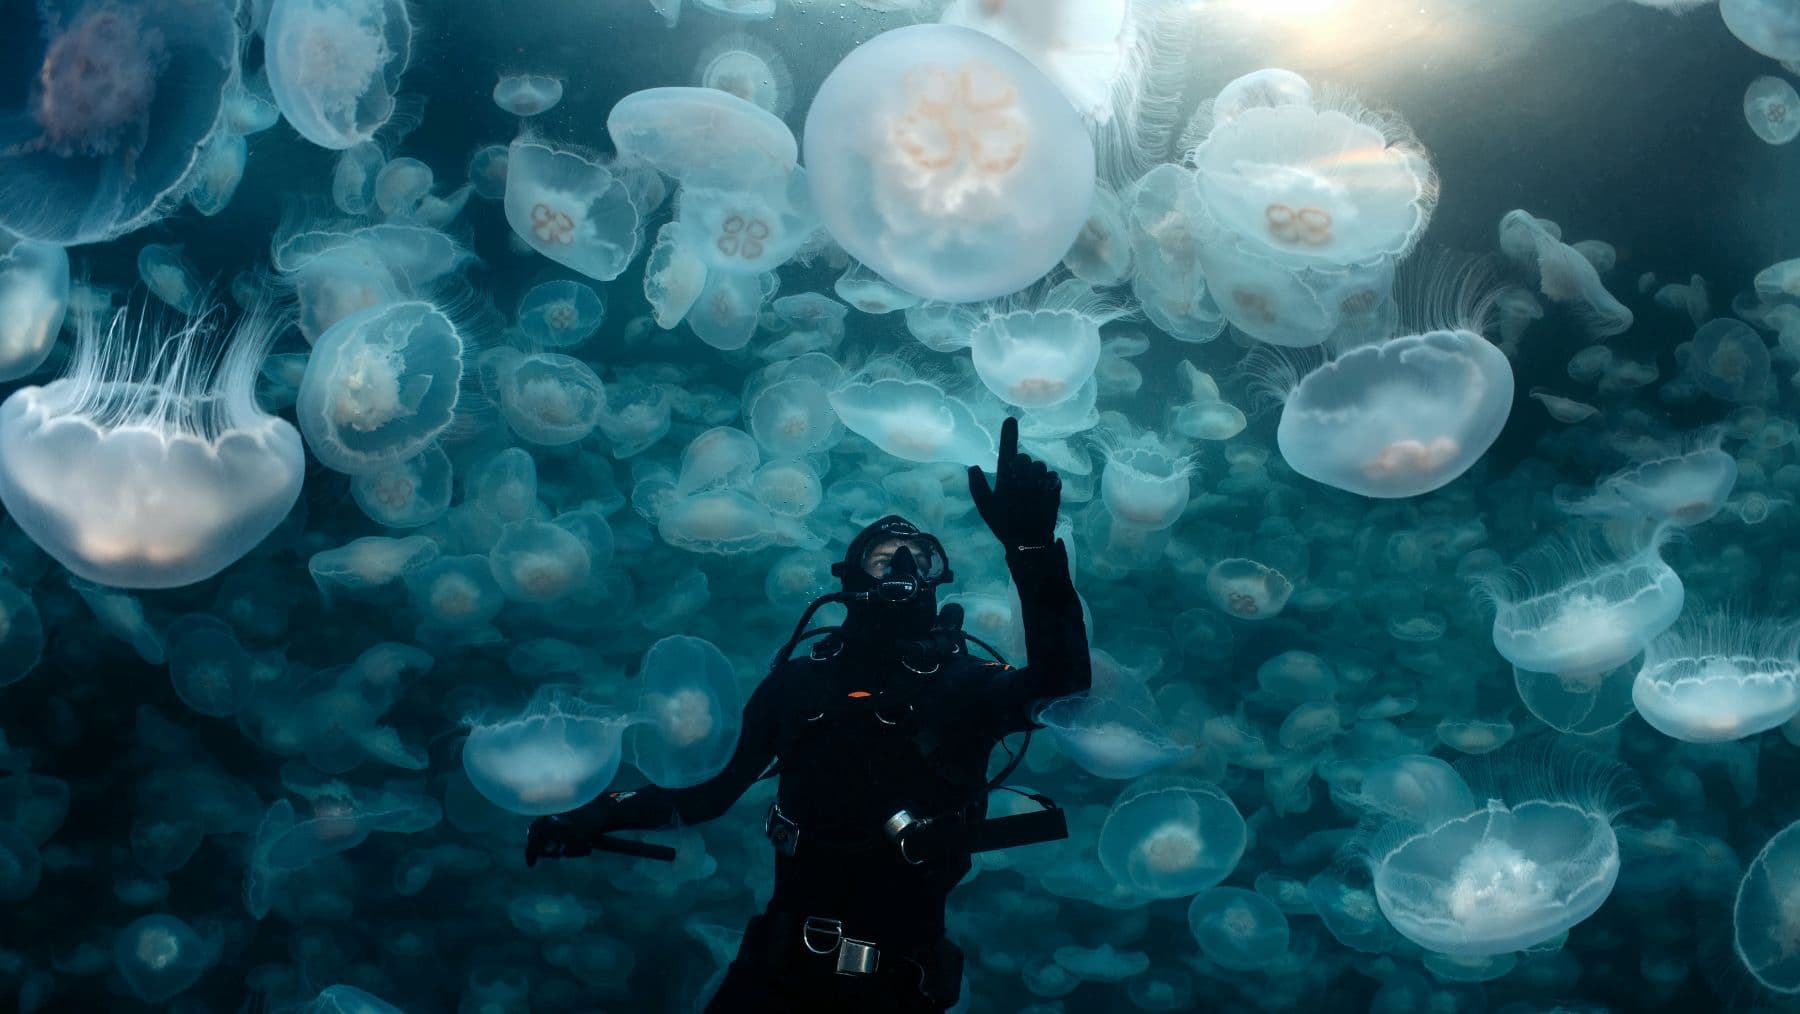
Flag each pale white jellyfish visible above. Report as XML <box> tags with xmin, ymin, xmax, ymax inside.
<box><xmin>1038</xmin><ymin>696</ymin><xmax>1195</xmax><ymax>780</ymax></box>
<box><xmin>0</xmin><ymin>235</ymin><xmax>69</xmax><ymax>383</ymax></box>
<box><xmin>656</xmin><ymin>490</ymin><xmax>792</xmax><ymax>555</ymax></box>
<box><xmin>272</xmin><ymin>221</ymin><xmax>468</xmax><ymax>343</ymax></box>
<box><xmin>1530</xmin><ymin>389</ymin><xmax>1598</xmax><ymax>423</ymax></box>
<box><xmin>188</xmin><ymin>131</ymin><xmax>247</xmax><ymax>216</ymax></box>
<box><xmin>467</xmin><ymin>144</ymin><xmax>509</xmax><ymax>201</ymax></box>
<box><xmin>607</xmin><ymin>87</ymin><xmax>797</xmax><ymax>185</ymax></box>
<box><xmin>939</xmin><ymin>0</ymin><xmax>1137</xmax><ymax>125</ymax></box>
<box><xmin>834</xmin><ymin>260</ymin><xmax>921</xmax><ymax>315</ymax></box>
<box><xmin>630</xmin><ymin>635</ymin><xmax>743</xmax><ymax>788</ymax></box>
<box><xmin>1722</xmin><ymin>0</ymin><xmax>1800</xmax><ymax>60</ymax></box>
<box><xmin>694</xmin><ymin>0</ymin><xmax>774</xmax><ymax>20</ymax></box>
<box><xmin>675</xmin><ymin>168</ymin><xmax>818</xmax><ymax>276</ymax></box>
<box><xmin>296</xmin><ymin>300</ymin><xmax>465</xmax><ymax>475</ymax></box>
<box><xmin>1126</xmin><ymin>164</ymin><xmax>1227</xmax><ymax>344</ymax></box>
<box><xmin>1633</xmin><ymin>612</ymin><xmax>1800</xmax><ymax>743</ymax></box>
<box><xmin>969</xmin><ymin>280</ymin><xmax>1126</xmax><ymax>409</ymax></box>
<box><xmin>643</xmin><ymin>224</ymin><xmax>709</xmax><ymax>329</ymax></box>
<box><xmin>803</xmin><ymin>24</ymin><xmax>1097</xmax><ymax>303</ymax></box>
<box><xmin>687</xmin><ymin>269</ymin><xmax>777</xmax><ymax>351</ymax></box>
<box><xmin>1689</xmin><ymin>318</ymin><xmax>1772</xmax><ymax>402</ymax></box>
<box><xmin>827</xmin><ymin>375</ymin><xmax>997</xmax><ymax>467</ymax></box>
<box><xmin>1097</xmin><ymin>426</ymin><xmax>1193</xmax><ymax>531</ymax></box>
<box><xmin>488</xmin><ymin>520</ymin><xmax>591</xmax><ymax>605</ymax></box>
<box><xmin>1206</xmin><ymin>558</ymin><xmax>1293</xmax><ymax>620</ymax></box>
<box><xmin>1514</xmin><ymin>660</ymin><xmax>1639</xmax><ymax>736</ymax></box>
<box><xmin>1476</xmin><ymin>526</ymin><xmax>1685</xmax><ymax>679</ymax></box>
<box><xmin>1735</xmin><ymin>819</ymin><xmax>1800</xmax><ymax>993</ymax></box>
<box><xmin>503</xmin><ymin>139</ymin><xmax>643</xmax><ymax>282</ymax></box>
<box><xmin>136</xmin><ymin>244</ymin><xmax>201</xmax><ymax>315</ymax></box>
<box><xmin>1756</xmin><ymin>256</ymin><xmax>1800</xmax><ymax>304</ymax></box>
<box><xmin>493</xmin><ymin>74</ymin><xmax>564</xmax><ymax>117</ymax></box>
<box><xmin>0</xmin><ymin>301</ymin><xmax>303</xmax><ymax>589</ymax></box>
<box><xmin>1271</xmin><ymin>325</ymin><xmax>1514</xmax><ymax>499</ymax></box>
<box><xmin>1063</xmin><ymin>183</ymin><xmax>1134</xmax><ymax>287</ymax></box>
<box><xmin>1097</xmin><ymin>776</ymin><xmax>1246</xmax><ymax>899</ymax></box>
<box><xmin>1172</xmin><ymin>361</ymin><xmax>1245</xmax><ymax>440</ymax></box>
<box><xmin>462</xmin><ymin>690</ymin><xmax>631</xmax><ymax>817</ymax></box>
<box><xmin>1561</xmin><ymin>436</ymin><xmax>1738</xmax><ymax>526</ymax></box>
<box><xmin>748</xmin><ymin>377</ymin><xmax>839</xmax><ymax>458</ymax></box>
<box><xmin>517</xmin><ymin>279</ymin><xmax>604</xmax><ymax>348</ymax></box>
<box><xmin>693</xmin><ymin>33</ymin><xmax>792</xmax><ymax>117</ymax></box>
<box><xmin>1360</xmin><ymin>747</ymin><xmax>1630</xmax><ymax>957</ymax></box>
<box><xmin>1188</xmin><ymin>887</ymin><xmax>1291</xmax><ymax>971</ymax></box>
<box><xmin>264</xmin><ymin>0</ymin><xmax>414</xmax><ymax>150</ymax></box>
<box><xmin>1498</xmin><ymin>211</ymin><xmax>1633</xmax><ymax>337</ymax></box>
<box><xmin>373</xmin><ymin>157</ymin><xmax>431</xmax><ymax>218</ymax></box>
<box><xmin>497</xmin><ymin>353</ymin><xmax>606</xmax><ymax>447</ymax></box>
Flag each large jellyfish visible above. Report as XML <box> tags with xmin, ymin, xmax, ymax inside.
<box><xmin>1722</xmin><ymin>0</ymin><xmax>1800</xmax><ymax>61</ymax></box>
<box><xmin>462</xmin><ymin>689</ymin><xmax>631</xmax><ymax>817</ymax></box>
<box><xmin>1477</xmin><ymin>526</ymin><xmax>1684</xmax><ymax>679</ymax></box>
<box><xmin>803</xmin><ymin>24</ymin><xmax>1097</xmax><ymax>303</ymax></box>
<box><xmin>1360</xmin><ymin>747</ymin><xmax>1630</xmax><ymax>957</ymax></box>
<box><xmin>1271</xmin><ymin>325</ymin><xmax>1514</xmax><ymax>499</ymax></box>
<box><xmin>1736</xmin><ymin>818</ymin><xmax>1800</xmax><ymax>994</ymax></box>
<box><xmin>0</xmin><ymin>0</ymin><xmax>240</xmax><ymax>244</ymax></box>
<box><xmin>969</xmin><ymin>280</ymin><xmax>1127</xmax><ymax>409</ymax></box>
<box><xmin>0</xmin><ymin>235</ymin><xmax>68</xmax><ymax>382</ymax></box>
<box><xmin>264</xmin><ymin>0</ymin><xmax>413</xmax><ymax>150</ymax></box>
<box><xmin>503</xmin><ymin>138</ymin><xmax>643</xmax><ymax>282</ymax></box>
<box><xmin>1098</xmin><ymin>775</ymin><xmax>1245</xmax><ymax>899</ymax></box>
<box><xmin>828</xmin><ymin>374</ymin><xmax>997</xmax><ymax>467</ymax></box>
<box><xmin>1633</xmin><ymin>612</ymin><xmax>1800</xmax><ymax>743</ymax></box>
<box><xmin>296</xmin><ymin>300</ymin><xmax>465</xmax><ymax>476</ymax></box>
<box><xmin>0</xmin><ymin>301</ymin><xmax>303</xmax><ymax>589</ymax></box>
<box><xmin>693</xmin><ymin>33</ymin><xmax>792</xmax><ymax>117</ymax></box>
<box><xmin>629</xmin><ymin>635</ymin><xmax>743</xmax><ymax>788</ymax></box>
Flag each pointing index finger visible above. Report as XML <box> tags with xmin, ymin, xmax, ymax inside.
<box><xmin>998</xmin><ymin>416</ymin><xmax>1019</xmax><ymax>471</ymax></box>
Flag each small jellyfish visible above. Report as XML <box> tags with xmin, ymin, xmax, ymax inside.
<box><xmin>1722</xmin><ymin>0</ymin><xmax>1800</xmax><ymax>61</ymax></box>
<box><xmin>497</xmin><ymin>352</ymin><xmax>606</xmax><ymax>446</ymax></box>
<box><xmin>1689</xmin><ymin>318</ymin><xmax>1772</xmax><ymax>402</ymax></box>
<box><xmin>493</xmin><ymin>74</ymin><xmax>565</xmax><ymax>117</ymax></box>
<box><xmin>1498</xmin><ymin>211</ymin><xmax>1634</xmax><ymax>337</ymax></box>
<box><xmin>308</xmin><ymin>534</ymin><xmax>439</xmax><ymax>603</ymax></box>
<box><xmin>608</xmin><ymin>86</ymin><xmax>797</xmax><ymax>185</ymax></box>
<box><xmin>1514</xmin><ymin>659</ymin><xmax>1639</xmax><ymax>737</ymax></box>
<box><xmin>0</xmin><ymin>301</ymin><xmax>304</xmax><ymax>589</ymax></box>
<box><xmin>748</xmin><ymin>377</ymin><xmax>838</xmax><ymax>458</ymax></box>
<box><xmin>828</xmin><ymin>375</ymin><xmax>996</xmax><ymax>467</ymax></box>
<box><xmin>1436</xmin><ymin>717</ymin><xmax>1516</xmax><ymax>756</ymax></box>
<box><xmin>1172</xmin><ymin>361</ymin><xmax>1245</xmax><ymax>441</ymax></box>
<box><xmin>0</xmin><ymin>578</ymin><xmax>45</xmax><ymax>688</ymax></box>
<box><xmin>1634</xmin><ymin>612</ymin><xmax>1800</xmax><ymax>743</ymax></box>
<box><xmin>264</xmin><ymin>0</ymin><xmax>414</xmax><ymax>150</ymax></box>
<box><xmin>804</xmin><ymin>24</ymin><xmax>1097</xmax><ymax>303</ymax></box>
<box><xmin>488</xmin><ymin>519</ymin><xmax>591</xmax><ymax>605</ymax></box>
<box><xmin>599</xmin><ymin>379</ymin><xmax>673</xmax><ymax>458</ymax></box>
<box><xmin>165</xmin><ymin>613</ymin><xmax>254</xmax><ymax>718</ymax></box>
<box><xmin>136</xmin><ymin>244</ymin><xmax>201</xmax><ymax>314</ymax></box>
<box><xmin>114</xmin><ymin>913</ymin><xmax>215</xmax><ymax>1003</ymax></box>
<box><xmin>1562</xmin><ymin>436</ymin><xmax>1738</xmax><ymax>526</ymax></box>
<box><xmin>1206</xmin><ymin>558</ymin><xmax>1293</xmax><ymax>620</ymax></box>
<box><xmin>187</xmin><ymin>131</ymin><xmax>248</xmax><ymax>216</ymax></box>
<box><xmin>374</xmin><ymin>157</ymin><xmax>433</xmax><ymax>218</ymax></box>
<box><xmin>630</xmin><ymin>635</ymin><xmax>743</xmax><ymax>788</ymax></box>
<box><xmin>1038</xmin><ymin>695</ymin><xmax>1195</xmax><ymax>780</ymax></box>
<box><xmin>1127</xmin><ymin>164</ymin><xmax>1228</xmax><ymax>344</ymax></box>
<box><xmin>302</xmin><ymin>985</ymin><xmax>408</xmax><ymax>1014</ymax></box>
<box><xmin>296</xmin><ymin>300</ymin><xmax>466</xmax><ymax>475</ymax></box>
<box><xmin>462</xmin><ymin>689</ymin><xmax>630</xmax><ymax>817</ymax></box>
<box><xmin>675</xmin><ymin>167</ymin><xmax>818</xmax><ymax>276</ymax></box>
<box><xmin>693</xmin><ymin>33</ymin><xmax>792</xmax><ymax>116</ymax></box>
<box><xmin>1052</xmin><ymin>943</ymin><xmax>1149</xmax><ymax>983</ymax></box>
<box><xmin>1098</xmin><ymin>776</ymin><xmax>1246</xmax><ymax>898</ymax></box>
<box><xmin>0</xmin><ymin>235</ymin><xmax>68</xmax><ymax>383</ymax></box>
<box><xmin>1735</xmin><ymin>818</ymin><xmax>1800</xmax><ymax>993</ymax></box>
<box><xmin>834</xmin><ymin>260</ymin><xmax>922</xmax><ymax>315</ymax></box>
<box><xmin>517</xmin><ymin>280</ymin><xmax>605</xmax><ymax>348</ymax></box>
<box><xmin>656</xmin><ymin>489</ymin><xmax>792</xmax><ymax>555</ymax></box>
<box><xmin>687</xmin><ymin>268</ymin><xmax>777</xmax><ymax>352</ymax></box>
<box><xmin>969</xmin><ymin>280</ymin><xmax>1127</xmax><ymax>409</ymax></box>
<box><xmin>350</xmin><ymin>443</ymin><xmax>453</xmax><ymax>528</ymax></box>
<box><xmin>504</xmin><ymin>138</ymin><xmax>643</xmax><ymax>283</ymax></box>
<box><xmin>406</xmin><ymin>554</ymin><xmax>505</xmax><ymax>644</ymax></box>
<box><xmin>467</xmin><ymin>143</ymin><xmax>509</xmax><ymax>201</ymax></box>
<box><xmin>1188</xmin><ymin>887</ymin><xmax>1291</xmax><ymax>970</ymax></box>
<box><xmin>1097</xmin><ymin>428</ymin><xmax>1193</xmax><ymax>532</ymax></box>
<box><xmin>333</xmin><ymin>141</ymin><xmax>386</xmax><ymax>215</ymax></box>
<box><xmin>1063</xmin><ymin>183</ymin><xmax>1134</xmax><ymax>287</ymax></box>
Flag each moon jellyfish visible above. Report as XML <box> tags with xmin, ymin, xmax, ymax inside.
<box><xmin>1722</xmin><ymin>0</ymin><xmax>1800</xmax><ymax>61</ymax></box>
<box><xmin>828</xmin><ymin>375</ymin><xmax>996</xmax><ymax>467</ymax></box>
<box><xmin>136</xmin><ymin>244</ymin><xmax>201</xmax><ymax>315</ymax></box>
<box><xmin>1477</xmin><ymin>526</ymin><xmax>1684</xmax><ymax>679</ymax></box>
<box><xmin>1098</xmin><ymin>776</ymin><xmax>1245</xmax><ymax>898</ymax></box>
<box><xmin>0</xmin><ymin>236</ymin><xmax>68</xmax><ymax>382</ymax></box>
<box><xmin>1498</xmin><ymin>211</ymin><xmax>1633</xmax><ymax>337</ymax></box>
<box><xmin>517</xmin><ymin>280</ymin><xmax>605</xmax><ymax>349</ymax></box>
<box><xmin>488</xmin><ymin>519</ymin><xmax>591</xmax><ymax>605</ymax></box>
<box><xmin>1359</xmin><ymin>747</ymin><xmax>1631</xmax><ymax>957</ymax></box>
<box><xmin>165</xmin><ymin>613</ymin><xmax>253</xmax><ymax>718</ymax></box>
<box><xmin>694</xmin><ymin>33</ymin><xmax>792</xmax><ymax>117</ymax></box>
<box><xmin>1188</xmin><ymin>887</ymin><xmax>1290</xmax><ymax>970</ymax></box>
<box><xmin>1561</xmin><ymin>436</ymin><xmax>1738</xmax><ymax>526</ymax></box>
<box><xmin>1126</xmin><ymin>165</ymin><xmax>1227</xmax><ymax>344</ymax></box>
<box><xmin>1735</xmin><ymin>819</ymin><xmax>1800</xmax><ymax>993</ymax></box>
<box><xmin>748</xmin><ymin>378</ymin><xmax>838</xmax><ymax>458</ymax></box>
<box><xmin>804</xmin><ymin>24</ymin><xmax>1097</xmax><ymax>303</ymax></box>
<box><xmin>115</xmin><ymin>913</ymin><xmax>215</xmax><ymax>1003</ymax></box>
<box><xmin>608</xmin><ymin>87</ymin><xmax>797</xmax><ymax>184</ymax></box>
<box><xmin>1206</xmin><ymin>558</ymin><xmax>1293</xmax><ymax>620</ymax></box>
<box><xmin>497</xmin><ymin>353</ymin><xmax>606</xmax><ymax>446</ymax></box>
<box><xmin>1515</xmin><ymin>659</ymin><xmax>1639</xmax><ymax>737</ymax></box>
<box><xmin>1688</xmin><ymin>318</ymin><xmax>1772</xmax><ymax>402</ymax></box>
<box><xmin>629</xmin><ymin>635</ymin><xmax>743</xmax><ymax>788</ymax></box>
<box><xmin>969</xmin><ymin>280</ymin><xmax>1125</xmax><ymax>409</ymax></box>
<box><xmin>1098</xmin><ymin>428</ymin><xmax>1193</xmax><ymax>531</ymax></box>
<box><xmin>1271</xmin><ymin>326</ymin><xmax>1514</xmax><ymax>499</ymax></box>
<box><xmin>462</xmin><ymin>689</ymin><xmax>630</xmax><ymax>817</ymax></box>
<box><xmin>1530</xmin><ymin>389</ymin><xmax>1598</xmax><ymax>423</ymax></box>
<box><xmin>296</xmin><ymin>300</ymin><xmax>465</xmax><ymax>475</ymax></box>
<box><xmin>694</xmin><ymin>0</ymin><xmax>775</xmax><ymax>20</ymax></box>
<box><xmin>272</xmin><ymin>221</ymin><xmax>469</xmax><ymax>343</ymax></box>
<box><xmin>493</xmin><ymin>74</ymin><xmax>564</xmax><ymax>117</ymax></box>
<box><xmin>373</xmin><ymin>157</ymin><xmax>431</xmax><ymax>218</ymax></box>
<box><xmin>0</xmin><ymin>0</ymin><xmax>239</xmax><ymax>244</ymax></box>
<box><xmin>1064</xmin><ymin>182</ymin><xmax>1134</xmax><ymax>287</ymax></box>
<box><xmin>1633</xmin><ymin>612</ymin><xmax>1800</xmax><ymax>743</ymax></box>
<box><xmin>1038</xmin><ymin>695</ymin><xmax>1195</xmax><ymax>780</ymax></box>
<box><xmin>302</xmin><ymin>985</ymin><xmax>408</xmax><ymax>1014</ymax></box>
<box><xmin>0</xmin><ymin>301</ymin><xmax>303</xmax><ymax>589</ymax></box>
<box><xmin>675</xmin><ymin>167</ymin><xmax>818</xmax><ymax>276</ymax></box>
<box><xmin>468</xmin><ymin>144</ymin><xmax>509</xmax><ymax>201</ymax></box>
<box><xmin>504</xmin><ymin>138</ymin><xmax>643</xmax><ymax>282</ymax></box>
<box><xmin>264</xmin><ymin>0</ymin><xmax>413</xmax><ymax>150</ymax></box>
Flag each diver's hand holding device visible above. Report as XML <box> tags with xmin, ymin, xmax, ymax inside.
<box><xmin>525</xmin><ymin>801</ymin><xmax>677</xmax><ymax>867</ymax></box>
<box><xmin>968</xmin><ymin>416</ymin><xmax>1061</xmax><ymax>552</ymax></box>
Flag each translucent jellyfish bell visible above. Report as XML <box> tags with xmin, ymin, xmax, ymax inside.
<box><xmin>114</xmin><ymin>913</ymin><xmax>215</xmax><ymax>1003</ymax></box>
<box><xmin>0</xmin><ymin>301</ymin><xmax>304</xmax><ymax>589</ymax></box>
<box><xmin>296</xmin><ymin>300</ymin><xmax>466</xmax><ymax>476</ymax></box>
<box><xmin>1633</xmin><ymin>612</ymin><xmax>1800</xmax><ymax>743</ymax></box>
<box><xmin>1498</xmin><ymin>210</ymin><xmax>1633</xmax><ymax>337</ymax></box>
<box><xmin>0</xmin><ymin>0</ymin><xmax>240</xmax><ymax>244</ymax></box>
<box><xmin>0</xmin><ymin>236</ymin><xmax>69</xmax><ymax>382</ymax></box>
<box><xmin>804</xmin><ymin>24</ymin><xmax>1097</xmax><ymax>303</ymax></box>
<box><xmin>1098</xmin><ymin>428</ymin><xmax>1193</xmax><ymax>532</ymax></box>
<box><xmin>1722</xmin><ymin>0</ymin><xmax>1800</xmax><ymax>61</ymax></box>
<box><xmin>1736</xmin><ymin>819</ymin><xmax>1800</xmax><ymax>993</ymax></box>
<box><xmin>1098</xmin><ymin>776</ymin><xmax>1246</xmax><ymax>898</ymax></box>
<box><xmin>608</xmin><ymin>86</ymin><xmax>797</xmax><ymax>185</ymax></box>
<box><xmin>828</xmin><ymin>375</ymin><xmax>997</xmax><ymax>467</ymax></box>
<box><xmin>629</xmin><ymin>635</ymin><xmax>743</xmax><ymax>788</ymax></box>
<box><xmin>693</xmin><ymin>33</ymin><xmax>793</xmax><ymax>117</ymax></box>
<box><xmin>1187</xmin><ymin>887</ymin><xmax>1290</xmax><ymax>970</ymax></box>
<box><xmin>1689</xmin><ymin>318</ymin><xmax>1772</xmax><ymax>402</ymax></box>
<box><xmin>493</xmin><ymin>74</ymin><xmax>564</xmax><ymax>117</ymax></box>
<box><xmin>1274</xmin><ymin>328</ymin><xmax>1515</xmax><ymax>499</ymax></box>
<box><xmin>461</xmin><ymin>690</ymin><xmax>630</xmax><ymax>817</ymax></box>
<box><xmin>497</xmin><ymin>353</ymin><xmax>606</xmax><ymax>446</ymax></box>
<box><xmin>1038</xmin><ymin>695</ymin><xmax>1195</xmax><ymax>779</ymax></box>
<box><xmin>264</xmin><ymin>0</ymin><xmax>413</xmax><ymax>150</ymax></box>
<box><xmin>1206</xmin><ymin>558</ymin><xmax>1293</xmax><ymax>620</ymax></box>
<box><xmin>504</xmin><ymin>138</ymin><xmax>643</xmax><ymax>282</ymax></box>
<box><xmin>1562</xmin><ymin>436</ymin><xmax>1738</xmax><ymax>526</ymax></box>
<box><xmin>969</xmin><ymin>280</ymin><xmax>1125</xmax><ymax>409</ymax></box>
<box><xmin>675</xmin><ymin>167</ymin><xmax>819</xmax><ymax>276</ymax></box>
<box><xmin>517</xmin><ymin>279</ymin><xmax>605</xmax><ymax>349</ymax></box>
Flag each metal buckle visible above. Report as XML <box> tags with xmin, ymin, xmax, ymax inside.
<box><xmin>836</xmin><ymin>937</ymin><xmax>880</xmax><ymax>975</ymax></box>
<box><xmin>801</xmin><ymin>916</ymin><xmax>843</xmax><ymax>955</ymax></box>
<box><xmin>765</xmin><ymin>803</ymin><xmax>800</xmax><ymax>858</ymax></box>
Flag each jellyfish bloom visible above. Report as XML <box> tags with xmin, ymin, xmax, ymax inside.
<box><xmin>1722</xmin><ymin>0</ymin><xmax>1800</xmax><ymax>61</ymax></box>
<box><xmin>504</xmin><ymin>138</ymin><xmax>643</xmax><ymax>282</ymax></box>
<box><xmin>0</xmin><ymin>236</ymin><xmax>68</xmax><ymax>382</ymax></box>
<box><xmin>1736</xmin><ymin>818</ymin><xmax>1800</xmax><ymax>993</ymax></box>
<box><xmin>1098</xmin><ymin>776</ymin><xmax>1245</xmax><ymax>898</ymax></box>
<box><xmin>0</xmin><ymin>0</ymin><xmax>240</xmax><ymax>244</ymax></box>
<box><xmin>1274</xmin><ymin>328</ymin><xmax>1514</xmax><ymax>499</ymax></box>
<box><xmin>0</xmin><ymin>301</ymin><xmax>303</xmax><ymax>589</ymax></box>
<box><xmin>969</xmin><ymin>280</ymin><xmax>1126</xmax><ymax>409</ymax></box>
<box><xmin>1038</xmin><ymin>695</ymin><xmax>1195</xmax><ymax>780</ymax></box>
<box><xmin>1360</xmin><ymin>747</ymin><xmax>1631</xmax><ymax>957</ymax></box>
<box><xmin>630</xmin><ymin>635</ymin><xmax>743</xmax><ymax>788</ymax></box>
<box><xmin>296</xmin><ymin>300</ymin><xmax>466</xmax><ymax>475</ymax></box>
<box><xmin>1478</xmin><ymin>527</ymin><xmax>1684</xmax><ymax>679</ymax></box>
<box><xmin>828</xmin><ymin>375</ymin><xmax>996</xmax><ymax>467</ymax></box>
<box><xmin>114</xmin><ymin>913</ymin><xmax>215</xmax><ymax>1003</ymax></box>
<box><xmin>1689</xmin><ymin>318</ymin><xmax>1772</xmax><ymax>402</ymax></box>
<box><xmin>493</xmin><ymin>74</ymin><xmax>564</xmax><ymax>117</ymax></box>
<box><xmin>1562</xmin><ymin>437</ymin><xmax>1738</xmax><ymax>526</ymax></box>
<box><xmin>1188</xmin><ymin>887</ymin><xmax>1291</xmax><ymax>970</ymax></box>
<box><xmin>1206</xmin><ymin>558</ymin><xmax>1293</xmax><ymax>620</ymax></box>
<box><xmin>694</xmin><ymin>33</ymin><xmax>792</xmax><ymax>117</ymax></box>
<box><xmin>462</xmin><ymin>690</ymin><xmax>631</xmax><ymax>817</ymax></box>
<box><xmin>1633</xmin><ymin>612</ymin><xmax>1800</xmax><ymax>743</ymax></box>
<box><xmin>804</xmin><ymin>24</ymin><xmax>1097</xmax><ymax>303</ymax></box>
<box><xmin>1098</xmin><ymin>429</ymin><xmax>1193</xmax><ymax>532</ymax></box>
<box><xmin>264</xmin><ymin>0</ymin><xmax>413</xmax><ymax>150</ymax></box>
<box><xmin>1498</xmin><ymin>211</ymin><xmax>1633</xmax><ymax>337</ymax></box>
<box><xmin>517</xmin><ymin>280</ymin><xmax>605</xmax><ymax>348</ymax></box>
<box><xmin>607</xmin><ymin>86</ymin><xmax>797</xmax><ymax>184</ymax></box>
<box><xmin>497</xmin><ymin>353</ymin><xmax>606</xmax><ymax>446</ymax></box>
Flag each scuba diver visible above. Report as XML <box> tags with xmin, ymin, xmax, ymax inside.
<box><xmin>525</xmin><ymin>417</ymin><xmax>1091</xmax><ymax>1013</ymax></box>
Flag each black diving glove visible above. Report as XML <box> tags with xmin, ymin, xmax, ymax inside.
<box><xmin>525</xmin><ymin>797</ymin><xmax>621</xmax><ymax>867</ymax></box>
<box><xmin>967</xmin><ymin>416</ymin><xmax>1061</xmax><ymax>552</ymax></box>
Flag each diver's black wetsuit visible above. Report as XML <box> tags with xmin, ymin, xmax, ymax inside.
<box><xmin>528</xmin><ymin>418</ymin><xmax>1090</xmax><ymax>1012</ymax></box>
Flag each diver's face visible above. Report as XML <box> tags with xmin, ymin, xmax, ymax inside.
<box><xmin>861</xmin><ymin>537</ymin><xmax>937</xmax><ymax>579</ymax></box>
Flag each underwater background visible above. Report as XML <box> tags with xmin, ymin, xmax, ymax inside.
<box><xmin>1</xmin><ymin>0</ymin><xmax>1800</xmax><ymax>1010</ymax></box>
